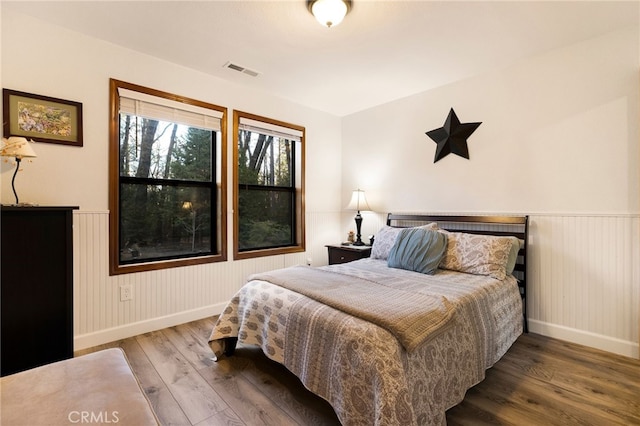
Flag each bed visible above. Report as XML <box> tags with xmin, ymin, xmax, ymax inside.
<box><xmin>209</xmin><ymin>214</ymin><xmax>529</xmax><ymax>425</ymax></box>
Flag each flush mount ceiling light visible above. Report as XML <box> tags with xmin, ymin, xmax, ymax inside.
<box><xmin>307</xmin><ymin>0</ymin><xmax>352</xmax><ymax>28</ymax></box>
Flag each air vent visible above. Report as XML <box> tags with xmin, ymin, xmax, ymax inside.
<box><xmin>223</xmin><ymin>61</ymin><xmax>261</xmax><ymax>77</ymax></box>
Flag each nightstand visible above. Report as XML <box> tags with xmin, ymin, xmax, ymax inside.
<box><xmin>326</xmin><ymin>244</ymin><xmax>372</xmax><ymax>265</ymax></box>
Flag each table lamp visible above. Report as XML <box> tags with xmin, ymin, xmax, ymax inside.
<box><xmin>1</xmin><ymin>137</ymin><xmax>37</xmax><ymax>205</ymax></box>
<box><xmin>346</xmin><ymin>189</ymin><xmax>371</xmax><ymax>246</ymax></box>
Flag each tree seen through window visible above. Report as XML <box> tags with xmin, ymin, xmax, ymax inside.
<box><xmin>119</xmin><ymin>117</ymin><xmax>215</xmax><ymax>263</ymax></box>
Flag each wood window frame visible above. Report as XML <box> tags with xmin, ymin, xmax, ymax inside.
<box><xmin>233</xmin><ymin>110</ymin><xmax>305</xmax><ymax>260</ymax></box>
<box><xmin>108</xmin><ymin>79</ymin><xmax>227</xmax><ymax>275</ymax></box>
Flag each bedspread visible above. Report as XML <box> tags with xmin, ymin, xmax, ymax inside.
<box><xmin>250</xmin><ymin>265</ymin><xmax>456</xmax><ymax>351</ymax></box>
<box><xmin>209</xmin><ymin>259</ymin><xmax>522</xmax><ymax>425</ymax></box>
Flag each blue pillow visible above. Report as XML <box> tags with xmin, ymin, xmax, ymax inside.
<box><xmin>387</xmin><ymin>228</ymin><xmax>448</xmax><ymax>275</ymax></box>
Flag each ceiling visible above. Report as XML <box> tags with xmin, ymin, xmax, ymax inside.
<box><xmin>3</xmin><ymin>1</ymin><xmax>638</xmax><ymax>116</ymax></box>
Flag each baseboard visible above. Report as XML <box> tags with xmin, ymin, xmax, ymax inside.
<box><xmin>73</xmin><ymin>303</ymin><xmax>227</xmax><ymax>351</ymax></box>
<box><xmin>529</xmin><ymin>319</ymin><xmax>639</xmax><ymax>359</ymax></box>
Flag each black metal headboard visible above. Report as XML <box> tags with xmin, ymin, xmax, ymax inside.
<box><xmin>386</xmin><ymin>213</ymin><xmax>529</xmax><ymax>332</ymax></box>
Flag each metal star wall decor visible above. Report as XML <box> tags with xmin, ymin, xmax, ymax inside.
<box><xmin>426</xmin><ymin>108</ymin><xmax>481</xmax><ymax>163</ymax></box>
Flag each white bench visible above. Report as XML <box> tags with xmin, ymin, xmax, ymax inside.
<box><xmin>1</xmin><ymin>348</ymin><xmax>158</xmax><ymax>426</ymax></box>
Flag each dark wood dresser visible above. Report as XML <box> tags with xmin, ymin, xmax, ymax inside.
<box><xmin>1</xmin><ymin>205</ymin><xmax>77</xmax><ymax>376</ymax></box>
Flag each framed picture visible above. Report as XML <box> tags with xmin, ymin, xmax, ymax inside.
<box><xmin>3</xmin><ymin>89</ymin><xmax>83</xmax><ymax>147</ymax></box>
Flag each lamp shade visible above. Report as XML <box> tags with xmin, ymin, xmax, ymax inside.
<box><xmin>1</xmin><ymin>137</ymin><xmax>37</xmax><ymax>159</ymax></box>
<box><xmin>346</xmin><ymin>189</ymin><xmax>370</xmax><ymax>212</ymax></box>
<box><xmin>307</xmin><ymin>0</ymin><xmax>351</xmax><ymax>28</ymax></box>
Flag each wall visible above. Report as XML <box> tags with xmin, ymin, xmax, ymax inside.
<box><xmin>1</xmin><ymin>10</ymin><xmax>344</xmax><ymax>349</ymax></box>
<box><xmin>342</xmin><ymin>25</ymin><xmax>640</xmax><ymax>358</ymax></box>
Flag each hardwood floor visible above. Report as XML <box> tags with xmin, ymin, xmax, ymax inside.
<box><xmin>77</xmin><ymin>318</ymin><xmax>640</xmax><ymax>425</ymax></box>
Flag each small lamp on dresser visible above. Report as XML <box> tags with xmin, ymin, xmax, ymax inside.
<box><xmin>1</xmin><ymin>137</ymin><xmax>37</xmax><ymax>205</ymax></box>
<box><xmin>346</xmin><ymin>188</ymin><xmax>371</xmax><ymax>246</ymax></box>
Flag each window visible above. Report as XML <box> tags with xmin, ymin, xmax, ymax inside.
<box><xmin>109</xmin><ymin>79</ymin><xmax>227</xmax><ymax>274</ymax></box>
<box><xmin>233</xmin><ymin>111</ymin><xmax>305</xmax><ymax>259</ymax></box>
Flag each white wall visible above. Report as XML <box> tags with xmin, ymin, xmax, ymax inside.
<box><xmin>342</xmin><ymin>25</ymin><xmax>640</xmax><ymax>358</ymax></box>
<box><xmin>1</xmin><ymin>10</ymin><xmax>344</xmax><ymax>349</ymax></box>
<box><xmin>343</xmin><ymin>26</ymin><xmax>638</xmax><ymax>216</ymax></box>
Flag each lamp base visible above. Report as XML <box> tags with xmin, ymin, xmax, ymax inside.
<box><xmin>353</xmin><ymin>211</ymin><xmax>365</xmax><ymax>246</ymax></box>
<box><xmin>10</xmin><ymin>157</ymin><xmax>21</xmax><ymax>205</ymax></box>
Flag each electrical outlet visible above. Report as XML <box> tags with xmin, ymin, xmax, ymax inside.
<box><xmin>120</xmin><ymin>284</ymin><xmax>132</xmax><ymax>301</ymax></box>
<box><xmin>306</xmin><ymin>258</ymin><xmax>312</xmax><ymax>266</ymax></box>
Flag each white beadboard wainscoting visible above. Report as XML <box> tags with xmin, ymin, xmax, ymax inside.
<box><xmin>528</xmin><ymin>214</ymin><xmax>639</xmax><ymax>358</ymax></box>
<box><xmin>73</xmin><ymin>211</ymin><xmax>639</xmax><ymax>358</ymax></box>
<box><xmin>72</xmin><ymin>210</ymin><xmax>341</xmax><ymax>350</ymax></box>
